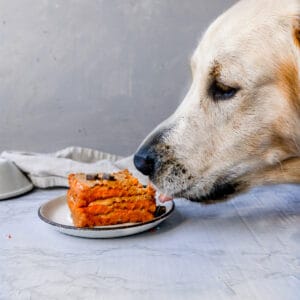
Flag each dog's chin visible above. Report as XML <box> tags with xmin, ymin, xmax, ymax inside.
<box><xmin>161</xmin><ymin>180</ymin><xmax>239</xmax><ymax>204</ymax></box>
<box><xmin>185</xmin><ymin>181</ymin><xmax>239</xmax><ymax>204</ymax></box>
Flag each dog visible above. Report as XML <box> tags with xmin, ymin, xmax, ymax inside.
<box><xmin>133</xmin><ymin>0</ymin><xmax>300</xmax><ymax>203</ymax></box>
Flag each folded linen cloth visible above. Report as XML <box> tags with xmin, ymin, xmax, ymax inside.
<box><xmin>1</xmin><ymin>146</ymin><xmax>148</xmax><ymax>188</ymax></box>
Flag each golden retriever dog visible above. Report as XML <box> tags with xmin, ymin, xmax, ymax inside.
<box><xmin>134</xmin><ymin>0</ymin><xmax>300</xmax><ymax>203</ymax></box>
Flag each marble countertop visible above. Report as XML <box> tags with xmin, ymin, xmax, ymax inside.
<box><xmin>1</xmin><ymin>185</ymin><xmax>300</xmax><ymax>300</ymax></box>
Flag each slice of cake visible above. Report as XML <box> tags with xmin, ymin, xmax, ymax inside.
<box><xmin>67</xmin><ymin>169</ymin><xmax>156</xmax><ymax>227</ymax></box>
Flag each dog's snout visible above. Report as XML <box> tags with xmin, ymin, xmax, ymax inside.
<box><xmin>133</xmin><ymin>149</ymin><xmax>156</xmax><ymax>176</ymax></box>
<box><xmin>134</xmin><ymin>125</ymin><xmax>171</xmax><ymax>176</ymax></box>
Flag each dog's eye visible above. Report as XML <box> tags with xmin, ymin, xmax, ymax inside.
<box><xmin>210</xmin><ymin>81</ymin><xmax>238</xmax><ymax>101</ymax></box>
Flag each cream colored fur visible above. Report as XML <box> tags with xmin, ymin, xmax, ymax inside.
<box><xmin>141</xmin><ymin>0</ymin><xmax>300</xmax><ymax>201</ymax></box>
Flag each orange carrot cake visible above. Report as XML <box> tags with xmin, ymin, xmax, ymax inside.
<box><xmin>67</xmin><ymin>169</ymin><xmax>156</xmax><ymax>227</ymax></box>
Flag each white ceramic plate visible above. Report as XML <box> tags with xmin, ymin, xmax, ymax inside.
<box><xmin>38</xmin><ymin>195</ymin><xmax>175</xmax><ymax>238</ymax></box>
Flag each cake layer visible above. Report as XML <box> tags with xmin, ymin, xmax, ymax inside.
<box><xmin>71</xmin><ymin>210</ymin><xmax>155</xmax><ymax>227</ymax></box>
<box><xmin>68</xmin><ymin>193</ymin><xmax>156</xmax><ymax>216</ymax></box>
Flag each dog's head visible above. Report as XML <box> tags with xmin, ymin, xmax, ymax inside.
<box><xmin>134</xmin><ymin>0</ymin><xmax>300</xmax><ymax>203</ymax></box>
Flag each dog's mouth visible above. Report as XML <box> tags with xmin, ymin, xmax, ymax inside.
<box><xmin>147</xmin><ymin>148</ymin><xmax>242</xmax><ymax>204</ymax></box>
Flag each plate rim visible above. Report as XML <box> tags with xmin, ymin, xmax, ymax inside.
<box><xmin>38</xmin><ymin>195</ymin><xmax>175</xmax><ymax>231</ymax></box>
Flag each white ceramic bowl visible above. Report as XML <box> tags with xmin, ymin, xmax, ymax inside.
<box><xmin>0</xmin><ymin>158</ymin><xmax>33</xmax><ymax>200</ymax></box>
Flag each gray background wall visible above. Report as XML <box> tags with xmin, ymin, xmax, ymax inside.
<box><xmin>0</xmin><ymin>0</ymin><xmax>236</xmax><ymax>156</ymax></box>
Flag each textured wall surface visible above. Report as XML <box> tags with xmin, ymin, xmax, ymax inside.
<box><xmin>0</xmin><ymin>0</ymin><xmax>236</xmax><ymax>156</ymax></box>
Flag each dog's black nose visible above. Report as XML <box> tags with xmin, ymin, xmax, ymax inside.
<box><xmin>133</xmin><ymin>150</ymin><xmax>156</xmax><ymax>176</ymax></box>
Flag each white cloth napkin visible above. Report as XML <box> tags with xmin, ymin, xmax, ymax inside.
<box><xmin>1</xmin><ymin>146</ymin><xmax>148</xmax><ymax>188</ymax></box>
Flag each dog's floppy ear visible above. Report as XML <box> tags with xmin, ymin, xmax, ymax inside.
<box><xmin>293</xmin><ymin>17</ymin><xmax>300</xmax><ymax>48</ymax></box>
